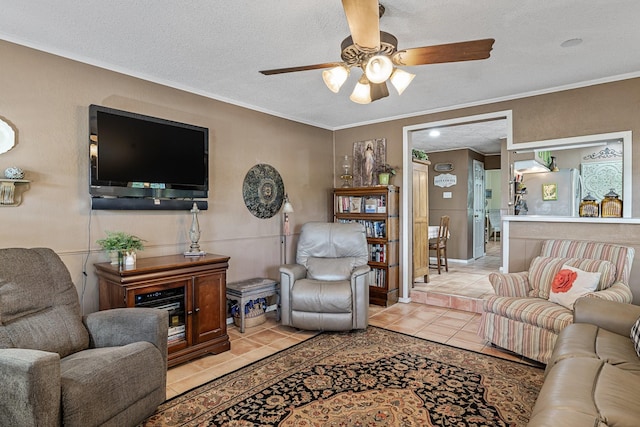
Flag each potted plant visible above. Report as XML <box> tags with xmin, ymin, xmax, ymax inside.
<box><xmin>412</xmin><ymin>148</ymin><xmax>429</xmax><ymax>161</ymax></box>
<box><xmin>375</xmin><ymin>163</ymin><xmax>398</xmax><ymax>185</ymax></box>
<box><xmin>96</xmin><ymin>231</ymin><xmax>145</xmax><ymax>265</ymax></box>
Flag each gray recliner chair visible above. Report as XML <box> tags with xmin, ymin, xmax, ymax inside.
<box><xmin>279</xmin><ymin>222</ymin><xmax>370</xmax><ymax>331</ymax></box>
<box><xmin>0</xmin><ymin>248</ymin><xmax>168</xmax><ymax>427</ymax></box>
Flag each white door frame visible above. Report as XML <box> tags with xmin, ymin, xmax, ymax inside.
<box><xmin>400</xmin><ymin>110</ymin><xmax>513</xmax><ymax>303</ymax></box>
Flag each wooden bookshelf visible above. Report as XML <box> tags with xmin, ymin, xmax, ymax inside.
<box><xmin>334</xmin><ymin>186</ymin><xmax>399</xmax><ymax>306</ymax></box>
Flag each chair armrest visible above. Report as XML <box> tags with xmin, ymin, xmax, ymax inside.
<box><xmin>279</xmin><ymin>264</ymin><xmax>308</xmax><ymax>326</ymax></box>
<box><xmin>84</xmin><ymin>308</ymin><xmax>168</xmax><ymax>366</ymax></box>
<box><xmin>279</xmin><ymin>264</ymin><xmax>307</xmax><ymax>282</ymax></box>
<box><xmin>583</xmin><ymin>281</ymin><xmax>634</xmax><ymax>303</ymax></box>
<box><xmin>574</xmin><ymin>297</ymin><xmax>640</xmax><ymax>336</ymax></box>
<box><xmin>351</xmin><ymin>265</ymin><xmax>371</xmax><ymax>329</ymax></box>
<box><xmin>0</xmin><ymin>348</ymin><xmax>61</xmax><ymax>426</ymax></box>
<box><xmin>351</xmin><ymin>264</ymin><xmax>371</xmax><ymax>282</ymax></box>
<box><xmin>488</xmin><ymin>271</ymin><xmax>530</xmax><ymax>297</ymax></box>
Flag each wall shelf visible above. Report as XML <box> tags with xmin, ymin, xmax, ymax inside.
<box><xmin>0</xmin><ymin>179</ymin><xmax>30</xmax><ymax>206</ymax></box>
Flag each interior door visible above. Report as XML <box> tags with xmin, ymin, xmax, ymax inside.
<box><xmin>472</xmin><ymin>160</ymin><xmax>485</xmax><ymax>259</ymax></box>
<box><xmin>412</xmin><ymin>160</ymin><xmax>430</xmax><ymax>282</ymax></box>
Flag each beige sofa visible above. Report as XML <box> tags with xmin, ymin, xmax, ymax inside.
<box><xmin>528</xmin><ymin>297</ymin><xmax>640</xmax><ymax>427</ymax></box>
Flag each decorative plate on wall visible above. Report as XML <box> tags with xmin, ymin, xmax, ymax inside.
<box><xmin>0</xmin><ymin>118</ymin><xmax>16</xmax><ymax>155</ymax></box>
<box><xmin>242</xmin><ymin>164</ymin><xmax>285</xmax><ymax>219</ymax></box>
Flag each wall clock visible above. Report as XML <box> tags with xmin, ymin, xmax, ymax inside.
<box><xmin>242</xmin><ymin>164</ymin><xmax>285</xmax><ymax>219</ymax></box>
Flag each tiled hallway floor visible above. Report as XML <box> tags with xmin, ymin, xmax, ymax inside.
<box><xmin>410</xmin><ymin>241</ymin><xmax>500</xmax><ymax>312</ymax></box>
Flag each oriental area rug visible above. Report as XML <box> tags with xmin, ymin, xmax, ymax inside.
<box><xmin>142</xmin><ymin>327</ymin><xmax>544</xmax><ymax>426</ymax></box>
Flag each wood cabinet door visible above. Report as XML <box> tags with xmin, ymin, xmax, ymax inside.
<box><xmin>413</xmin><ymin>161</ymin><xmax>430</xmax><ymax>281</ymax></box>
<box><xmin>192</xmin><ymin>272</ymin><xmax>226</xmax><ymax>344</ymax></box>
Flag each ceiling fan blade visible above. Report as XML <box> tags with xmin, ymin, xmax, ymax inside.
<box><xmin>392</xmin><ymin>38</ymin><xmax>495</xmax><ymax>66</ymax></box>
<box><xmin>342</xmin><ymin>0</ymin><xmax>380</xmax><ymax>50</ymax></box>
<box><xmin>370</xmin><ymin>81</ymin><xmax>389</xmax><ymax>102</ymax></box>
<box><xmin>259</xmin><ymin>62</ymin><xmax>343</xmax><ymax>75</ymax></box>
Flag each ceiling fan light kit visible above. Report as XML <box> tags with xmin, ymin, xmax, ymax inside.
<box><xmin>389</xmin><ymin>68</ymin><xmax>415</xmax><ymax>95</ymax></box>
<box><xmin>322</xmin><ymin>65</ymin><xmax>350</xmax><ymax>93</ymax></box>
<box><xmin>350</xmin><ymin>75</ymin><xmax>373</xmax><ymax>104</ymax></box>
<box><xmin>259</xmin><ymin>0</ymin><xmax>494</xmax><ymax>105</ymax></box>
<box><xmin>364</xmin><ymin>54</ymin><xmax>394</xmax><ymax>84</ymax></box>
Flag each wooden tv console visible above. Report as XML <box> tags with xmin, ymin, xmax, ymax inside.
<box><xmin>95</xmin><ymin>253</ymin><xmax>230</xmax><ymax>367</ymax></box>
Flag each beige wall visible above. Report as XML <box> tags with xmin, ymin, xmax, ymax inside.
<box><xmin>0</xmin><ymin>40</ymin><xmax>334</xmax><ymax>314</ymax></box>
<box><xmin>334</xmin><ymin>78</ymin><xmax>640</xmax><ymax>299</ymax></box>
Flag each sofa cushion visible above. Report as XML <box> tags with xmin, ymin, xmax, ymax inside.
<box><xmin>0</xmin><ymin>248</ymin><xmax>89</xmax><ymax>358</ymax></box>
<box><xmin>483</xmin><ymin>296</ymin><xmax>573</xmax><ymax>333</ymax></box>
<box><xmin>291</xmin><ymin>279</ymin><xmax>352</xmax><ymax>313</ymax></box>
<box><xmin>631</xmin><ymin>316</ymin><xmax>640</xmax><ymax>358</ymax></box>
<box><xmin>306</xmin><ymin>257</ymin><xmax>355</xmax><ymax>281</ymax></box>
<box><xmin>548</xmin><ymin>323</ymin><xmax>640</xmax><ymax>374</ymax></box>
<box><xmin>60</xmin><ymin>342</ymin><xmax>164</xmax><ymax>426</ymax></box>
<box><xmin>549</xmin><ymin>265</ymin><xmax>600</xmax><ymax>309</ymax></box>
<box><xmin>529</xmin><ymin>357</ymin><xmax>640</xmax><ymax>427</ymax></box>
<box><xmin>528</xmin><ymin>256</ymin><xmax>616</xmax><ymax>299</ymax></box>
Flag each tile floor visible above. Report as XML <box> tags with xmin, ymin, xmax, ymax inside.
<box><xmin>166</xmin><ymin>244</ymin><xmax>539</xmax><ymax>400</ymax></box>
<box><xmin>410</xmin><ymin>241</ymin><xmax>500</xmax><ymax>313</ymax></box>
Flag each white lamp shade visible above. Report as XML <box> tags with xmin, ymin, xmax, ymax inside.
<box><xmin>364</xmin><ymin>55</ymin><xmax>393</xmax><ymax>84</ymax></box>
<box><xmin>282</xmin><ymin>201</ymin><xmax>294</xmax><ymax>214</ymax></box>
<box><xmin>350</xmin><ymin>75</ymin><xmax>372</xmax><ymax>104</ymax></box>
<box><xmin>322</xmin><ymin>65</ymin><xmax>350</xmax><ymax>93</ymax></box>
<box><xmin>389</xmin><ymin>68</ymin><xmax>415</xmax><ymax>95</ymax></box>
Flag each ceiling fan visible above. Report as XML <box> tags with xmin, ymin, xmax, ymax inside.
<box><xmin>259</xmin><ymin>0</ymin><xmax>495</xmax><ymax>104</ymax></box>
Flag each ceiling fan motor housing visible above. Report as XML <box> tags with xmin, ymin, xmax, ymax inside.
<box><xmin>340</xmin><ymin>31</ymin><xmax>398</xmax><ymax>69</ymax></box>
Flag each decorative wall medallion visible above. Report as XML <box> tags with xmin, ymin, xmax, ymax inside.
<box><xmin>242</xmin><ymin>164</ymin><xmax>284</xmax><ymax>219</ymax></box>
<box><xmin>581</xmin><ymin>161</ymin><xmax>623</xmax><ymax>201</ymax></box>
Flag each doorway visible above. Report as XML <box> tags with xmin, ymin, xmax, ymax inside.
<box><xmin>401</xmin><ymin>111</ymin><xmax>512</xmax><ymax>304</ymax></box>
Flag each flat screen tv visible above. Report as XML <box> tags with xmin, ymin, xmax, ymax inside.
<box><xmin>89</xmin><ymin>104</ymin><xmax>209</xmax><ymax>210</ymax></box>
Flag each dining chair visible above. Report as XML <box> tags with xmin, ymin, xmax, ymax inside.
<box><xmin>487</xmin><ymin>209</ymin><xmax>501</xmax><ymax>241</ymax></box>
<box><xmin>429</xmin><ymin>215</ymin><xmax>450</xmax><ymax>274</ymax></box>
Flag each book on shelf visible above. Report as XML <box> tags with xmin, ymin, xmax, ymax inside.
<box><xmin>336</xmin><ymin>219</ymin><xmax>386</xmax><ymax>239</ymax></box>
<box><xmin>364</xmin><ymin>198</ymin><xmax>377</xmax><ymax>213</ymax></box>
<box><xmin>377</xmin><ymin>195</ymin><xmax>386</xmax><ymax>213</ymax></box>
<box><xmin>367</xmin><ymin>268</ymin><xmax>386</xmax><ymax>288</ymax></box>
<box><xmin>368</xmin><ymin>243</ymin><xmax>386</xmax><ymax>263</ymax></box>
<box><xmin>350</xmin><ymin>197</ymin><xmax>362</xmax><ymax>213</ymax></box>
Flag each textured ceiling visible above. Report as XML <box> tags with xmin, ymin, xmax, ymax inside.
<box><xmin>412</xmin><ymin>119</ymin><xmax>506</xmax><ymax>155</ymax></box>
<box><xmin>2</xmin><ymin>0</ymin><xmax>640</xmax><ymax>142</ymax></box>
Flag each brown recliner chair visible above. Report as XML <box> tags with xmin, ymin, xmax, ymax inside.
<box><xmin>279</xmin><ymin>222</ymin><xmax>370</xmax><ymax>331</ymax></box>
<box><xmin>0</xmin><ymin>248</ymin><xmax>168</xmax><ymax>427</ymax></box>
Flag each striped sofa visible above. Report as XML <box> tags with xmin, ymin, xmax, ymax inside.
<box><xmin>478</xmin><ymin>239</ymin><xmax>634</xmax><ymax>364</ymax></box>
